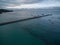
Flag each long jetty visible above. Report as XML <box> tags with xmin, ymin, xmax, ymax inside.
<box><xmin>0</xmin><ymin>14</ymin><xmax>52</xmax><ymax>26</ymax></box>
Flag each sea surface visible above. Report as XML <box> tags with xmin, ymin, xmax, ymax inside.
<box><xmin>0</xmin><ymin>8</ymin><xmax>60</xmax><ymax>45</ymax></box>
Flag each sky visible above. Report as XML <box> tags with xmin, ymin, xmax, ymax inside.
<box><xmin>0</xmin><ymin>0</ymin><xmax>60</xmax><ymax>9</ymax></box>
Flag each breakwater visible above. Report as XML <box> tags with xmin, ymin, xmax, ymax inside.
<box><xmin>0</xmin><ymin>14</ymin><xmax>52</xmax><ymax>26</ymax></box>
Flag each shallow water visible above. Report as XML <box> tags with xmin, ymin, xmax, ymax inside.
<box><xmin>0</xmin><ymin>9</ymin><xmax>60</xmax><ymax>45</ymax></box>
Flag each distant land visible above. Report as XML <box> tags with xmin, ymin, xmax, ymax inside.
<box><xmin>12</xmin><ymin>7</ymin><xmax>60</xmax><ymax>11</ymax></box>
<box><xmin>0</xmin><ymin>7</ymin><xmax>60</xmax><ymax>14</ymax></box>
<box><xmin>0</xmin><ymin>9</ymin><xmax>13</xmax><ymax>14</ymax></box>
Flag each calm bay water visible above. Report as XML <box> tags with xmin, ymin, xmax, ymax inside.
<box><xmin>0</xmin><ymin>9</ymin><xmax>60</xmax><ymax>45</ymax></box>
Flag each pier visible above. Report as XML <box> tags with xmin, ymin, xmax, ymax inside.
<box><xmin>0</xmin><ymin>14</ymin><xmax>52</xmax><ymax>26</ymax></box>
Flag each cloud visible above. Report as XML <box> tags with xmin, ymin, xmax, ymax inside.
<box><xmin>6</xmin><ymin>3</ymin><xmax>60</xmax><ymax>9</ymax></box>
<box><xmin>0</xmin><ymin>0</ymin><xmax>60</xmax><ymax>8</ymax></box>
<box><xmin>0</xmin><ymin>0</ymin><xmax>43</xmax><ymax>8</ymax></box>
<box><xmin>0</xmin><ymin>0</ymin><xmax>43</xmax><ymax>4</ymax></box>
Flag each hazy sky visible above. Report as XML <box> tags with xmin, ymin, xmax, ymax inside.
<box><xmin>0</xmin><ymin>0</ymin><xmax>60</xmax><ymax>9</ymax></box>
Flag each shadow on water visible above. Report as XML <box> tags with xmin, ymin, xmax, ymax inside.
<box><xmin>22</xmin><ymin>26</ymin><xmax>60</xmax><ymax>45</ymax></box>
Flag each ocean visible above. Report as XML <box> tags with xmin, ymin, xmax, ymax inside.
<box><xmin>0</xmin><ymin>8</ymin><xmax>60</xmax><ymax>45</ymax></box>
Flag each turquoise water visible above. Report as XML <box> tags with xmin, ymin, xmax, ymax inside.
<box><xmin>0</xmin><ymin>9</ymin><xmax>60</xmax><ymax>45</ymax></box>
